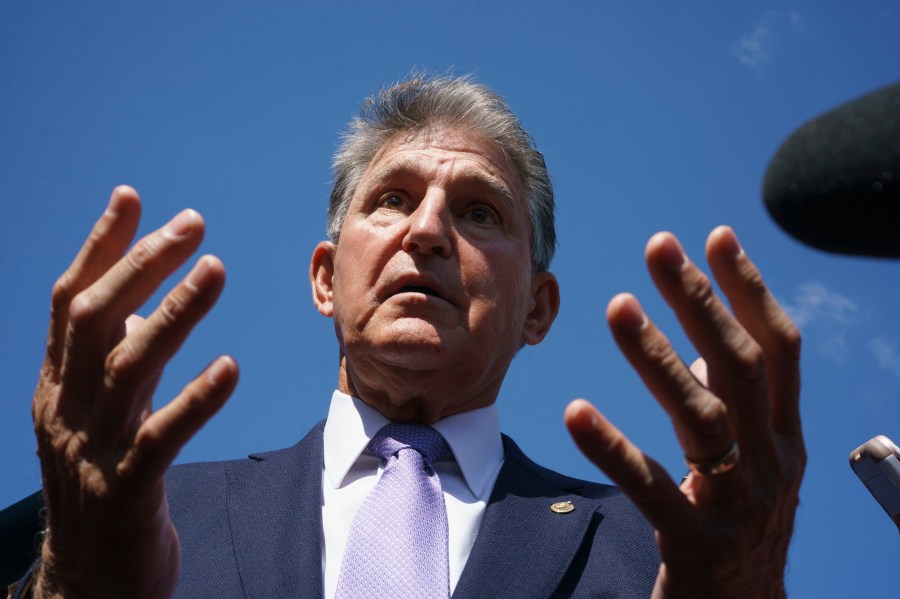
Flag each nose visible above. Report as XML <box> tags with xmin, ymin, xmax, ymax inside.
<box><xmin>401</xmin><ymin>193</ymin><xmax>452</xmax><ymax>258</ymax></box>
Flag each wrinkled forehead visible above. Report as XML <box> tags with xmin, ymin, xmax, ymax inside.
<box><xmin>356</xmin><ymin>123</ymin><xmax>526</xmax><ymax>204</ymax></box>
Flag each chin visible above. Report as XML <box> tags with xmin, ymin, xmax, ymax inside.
<box><xmin>377</xmin><ymin>318</ymin><xmax>454</xmax><ymax>350</ymax></box>
<box><xmin>372</xmin><ymin>339</ymin><xmax>454</xmax><ymax>371</ymax></box>
<box><xmin>361</xmin><ymin>335</ymin><xmax>459</xmax><ymax>373</ymax></box>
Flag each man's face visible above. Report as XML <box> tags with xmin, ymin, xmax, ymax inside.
<box><xmin>311</xmin><ymin>124</ymin><xmax>558</xmax><ymax>422</ymax></box>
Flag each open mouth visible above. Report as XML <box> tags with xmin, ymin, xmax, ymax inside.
<box><xmin>399</xmin><ymin>285</ymin><xmax>440</xmax><ymax>297</ymax></box>
<box><xmin>384</xmin><ymin>273</ymin><xmax>453</xmax><ymax>306</ymax></box>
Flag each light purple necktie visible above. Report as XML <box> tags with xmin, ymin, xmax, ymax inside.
<box><xmin>335</xmin><ymin>423</ymin><xmax>452</xmax><ymax>599</ymax></box>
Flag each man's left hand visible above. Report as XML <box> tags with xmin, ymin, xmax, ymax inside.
<box><xmin>566</xmin><ymin>226</ymin><xmax>805</xmax><ymax>598</ymax></box>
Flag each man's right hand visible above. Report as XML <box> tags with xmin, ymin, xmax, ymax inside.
<box><xmin>30</xmin><ymin>186</ymin><xmax>238</xmax><ymax>599</ymax></box>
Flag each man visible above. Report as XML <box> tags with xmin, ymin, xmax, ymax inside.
<box><xmin>13</xmin><ymin>75</ymin><xmax>804</xmax><ymax>598</ymax></box>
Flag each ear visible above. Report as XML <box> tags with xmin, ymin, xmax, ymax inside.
<box><xmin>521</xmin><ymin>271</ymin><xmax>560</xmax><ymax>346</ymax></box>
<box><xmin>310</xmin><ymin>241</ymin><xmax>337</xmax><ymax>317</ymax></box>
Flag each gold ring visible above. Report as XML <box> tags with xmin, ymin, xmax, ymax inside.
<box><xmin>685</xmin><ymin>442</ymin><xmax>740</xmax><ymax>476</ymax></box>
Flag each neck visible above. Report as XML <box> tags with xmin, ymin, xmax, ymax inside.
<box><xmin>336</xmin><ymin>353</ymin><xmax>503</xmax><ymax>424</ymax></box>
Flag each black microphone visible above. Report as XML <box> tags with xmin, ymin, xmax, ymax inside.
<box><xmin>763</xmin><ymin>80</ymin><xmax>900</xmax><ymax>258</ymax></box>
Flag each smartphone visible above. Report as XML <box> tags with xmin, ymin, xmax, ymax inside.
<box><xmin>849</xmin><ymin>435</ymin><xmax>900</xmax><ymax>531</ymax></box>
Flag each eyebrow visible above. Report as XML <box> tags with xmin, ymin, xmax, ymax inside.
<box><xmin>365</xmin><ymin>157</ymin><xmax>517</xmax><ymax>207</ymax></box>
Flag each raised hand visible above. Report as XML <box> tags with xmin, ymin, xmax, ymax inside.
<box><xmin>566</xmin><ymin>226</ymin><xmax>805</xmax><ymax>598</ymax></box>
<box><xmin>31</xmin><ymin>186</ymin><xmax>238</xmax><ymax>599</ymax></box>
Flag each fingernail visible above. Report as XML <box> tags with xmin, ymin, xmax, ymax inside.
<box><xmin>186</xmin><ymin>256</ymin><xmax>213</xmax><ymax>290</ymax></box>
<box><xmin>570</xmin><ymin>399</ymin><xmax>598</xmax><ymax>429</ymax></box>
<box><xmin>656</xmin><ymin>235</ymin><xmax>686</xmax><ymax>271</ymax></box>
<box><xmin>617</xmin><ymin>296</ymin><xmax>648</xmax><ymax>331</ymax></box>
<box><xmin>106</xmin><ymin>186</ymin><xmax>127</xmax><ymax>216</ymax></box>
<box><xmin>207</xmin><ymin>356</ymin><xmax>233</xmax><ymax>385</ymax></box>
<box><xmin>107</xmin><ymin>185</ymin><xmax>135</xmax><ymax>217</ymax></box>
<box><xmin>165</xmin><ymin>209</ymin><xmax>197</xmax><ymax>239</ymax></box>
<box><xmin>106</xmin><ymin>189</ymin><xmax>121</xmax><ymax>217</ymax></box>
<box><xmin>717</xmin><ymin>227</ymin><xmax>743</xmax><ymax>257</ymax></box>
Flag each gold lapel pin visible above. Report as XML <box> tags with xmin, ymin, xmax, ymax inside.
<box><xmin>550</xmin><ymin>500</ymin><xmax>574</xmax><ymax>514</ymax></box>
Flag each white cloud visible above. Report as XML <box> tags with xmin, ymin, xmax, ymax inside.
<box><xmin>784</xmin><ymin>282</ymin><xmax>857</xmax><ymax>328</ymax></box>
<box><xmin>819</xmin><ymin>333</ymin><xmax>849</xmax><ymax>363</ymax></box>
<box><xmin>733</xmin><ymin>22</ymin><xmax>773</xmax><ymax>73</ymax></box>
<box><xmin>732</xmin><ymin>10</ymin><xmax>805</xmax><ymax>74</ymax></box>
<box><xmin>782</xmin><ymin>282</ymin><xmax>858</xmax><ymax>362</ymax></box>
<box><xmin>869</xmin><ymin>337</ymin><xmax>900</xmax><ymax>379</ymax></box>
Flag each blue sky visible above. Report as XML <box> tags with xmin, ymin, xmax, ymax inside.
<box><xmin>2</xmin><ymin>2</ymin><xmax>899</xmax><ymax>596</ymax></box>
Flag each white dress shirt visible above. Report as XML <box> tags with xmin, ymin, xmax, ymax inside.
<box><xmin>322</xmin><ymin>390</ymin><xmax>505</xmax><ymax>599</ymax></box>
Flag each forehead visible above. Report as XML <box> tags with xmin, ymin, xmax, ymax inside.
<box><xmin>355</xmin><ymin>124</ymin><xmax>523</xmax><ymax>202</ymax></box>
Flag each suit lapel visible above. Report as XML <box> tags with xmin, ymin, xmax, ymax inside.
<box><xmin>226</xmin><ymin>422</ymin><xmax>325</xmax><ymax>599</ymax></box>
<box><xmin>220</xmin><ymin>425</ymin><xmax>632</xmax><ymax>598</ymax></box>
<box><xmin>452</xmin><ymin>435</ymin><xmax>610</xmax><ymax>599</ymax></box>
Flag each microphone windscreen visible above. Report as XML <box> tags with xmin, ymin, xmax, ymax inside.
<box><xmin>763</xmin><ymin>80</ymin><xmax>900</xmax><ymax>257</ymax></box>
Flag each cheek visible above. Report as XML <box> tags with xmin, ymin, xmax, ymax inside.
<box><xmin>330</xmin><ymin>262</ymin><xmax>370</xmax><ymax>328</ymax></box>
<box><xmin>332</xmin><ymin>251</ymin><xmax>394</xmax><ymax>328</ymax></box>
<box><xmin>464</xmin><ymin>255</ymin><xmax>533</xmax><ymax>327</ymax></box>
<box><xmin>333</xmin><ymin>233</ymin><xmax>385</xmax><ymax>291</ymax></box>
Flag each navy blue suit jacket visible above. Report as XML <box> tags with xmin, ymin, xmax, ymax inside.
<box><xmin>167</xmin><ymin>422</ymin><xmax>660</xmax><ymax>598</ymax></box>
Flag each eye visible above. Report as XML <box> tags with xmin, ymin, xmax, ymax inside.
<box><xmin>380</xmin><ymin>194</ymin><xmax>404</xmax><ymax>210</ymax></box>
<box><xmin>464</xmin><ymin>205</ymin><xmax>497</xmax><ymax>225</ymax></box>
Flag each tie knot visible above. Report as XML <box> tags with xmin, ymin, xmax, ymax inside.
<box><xmin>369</xmin><ymin>423</ymin><xmax>450</xmax><ymax>466</ymax></box>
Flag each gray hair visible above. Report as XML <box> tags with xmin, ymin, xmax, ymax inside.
<box><xmin>328</xmin><ymin>74</ymin><xmax>556</xmax><ymax>272</ymax></box>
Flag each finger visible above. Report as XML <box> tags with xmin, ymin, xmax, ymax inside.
<box><xmin>122</xmin><ymin>315</ymin><xmax>164</xmax><ymax>426</ymax></box>
<box><xmin>100</xmin><ymin>256</ymin><xmax>226</xmax><ymax>427</ymax></box>
<box><xmin>706</xmin><ymin>226</ymin><xmax>803</xmax><ymax>438</ymax></box>
<box><xmin>81</xmin><ymin>314</ymin><xmax>150</xmax><ymax>444</ymax></box>
<box><xmin>644</xmin><ymin>233</ymin><xmax>774</xmax><ymax>460</ymax></box>
<box><xmin>61</xmin><ymin>209</ymin><xmax>205</xmax><ymax>392</ymax></box>
<box><xmin>607</xmin><ymin>293</ymin><xmax>733</xmax><ymax>465</ymax></box>
<box><xmin>564</xmin><ymin>398</ymin><xmax>694</xmax><ymax>536</ymax></box>
<box><xmin>124</xmin><ymin>314</ymin><xmax>146</xmax><ymax>336</ymax></box>
<box><xmin>121</xmin><ymin>355</ymin><xmax>239</xmax><ymax>482</ymax></box>
<box><xmin>45</xmin><ymin>186</ymin><xmax>142</xmax><ymax>374</ymax></box>
<box><xmin>689</xmin><ymin>358</ymin><xmax>708</xmax><ymax>388</ymax></box>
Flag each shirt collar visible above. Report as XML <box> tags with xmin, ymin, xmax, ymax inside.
<box><xmin>323</xmin><ymin>390</ymin><xmax>504</xmax><ymax>499</ymax></box>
